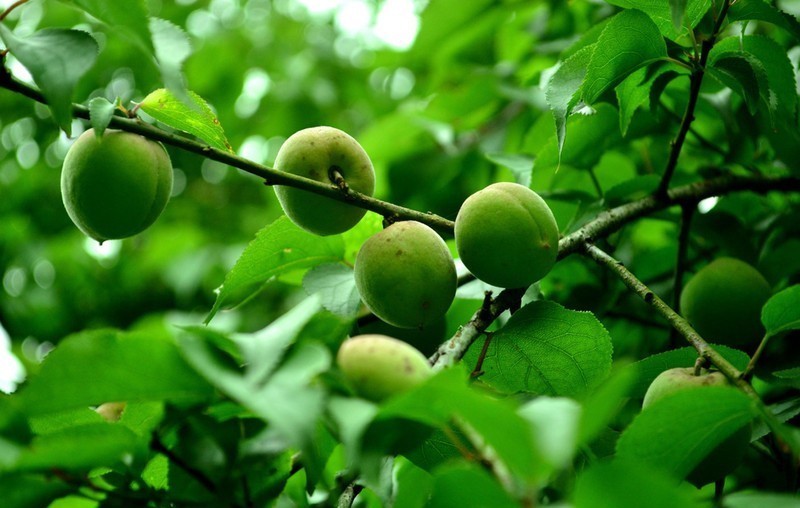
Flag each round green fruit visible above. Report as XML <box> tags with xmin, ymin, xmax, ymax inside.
<box><xmin>273</xmin><ymin>126</ymin><xmax>375</xmax><ymax>235</ymax></box>
<box><xmin>680</xmin><ymin>257</ymin><xmax>771</xmax><ymax>347</ymax></box>
<box><xmin>355</xmin><ymin>221</ymin><xmax>456</xmax><ymax>329</ymax></box>
<box><xmin>454</xmin><ymin>182</ymin><xmax>559</xmax><ymax>288</ymax></box>
<box><xmin>337</xmin><ymin>334</ymin><xmax>432</xmax><ymax>401</ymax></box>
<box><xmin>61</xmin><ymin>128</ymin><xmax>173</xmax><ymax>242</ymax></box>
<box><xmin>643</xmin><ymin>367</ymin><xmax>751</xmax><ymax>487</ymax></box>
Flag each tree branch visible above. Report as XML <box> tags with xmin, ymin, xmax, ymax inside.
<box><xmin>0</xmin><ymin>76</ymin><xmax>456</xmax><ymax>234</ymax></box>
<box><xmin>0</xmin><ymin>0</ymin><xmax>30</xmax><ymax>23</ymax></box>
<box><xmin>656</xmin><ymin>0</ymin><xmax>732</xmax><ymax>198</ymax></box>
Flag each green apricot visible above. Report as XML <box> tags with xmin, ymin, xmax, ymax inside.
<box><xmin>643</xmin><ymin>367</ymin><xmax>751</xmax><ymax>487</ymax></box>
<box><xmin>680</xmin><ymin>257</ymin><xmax>771</xmax><ymax>347</ymax></box>
<box><xmin>337</xmin><ymin>334</ymin><xmax>432</xmax><ymax>401</ymax></box>
<box><xmin>355</xmin><ymin>221</ymin><xmax>456</xmax><ymax>329</ymax></box>
<box><xmin>454</xmin><ymin>182</ymin><xmax>559</xmax><ymax>288</ymax></box>
<box><xmin>273</xmin><ymin>126</ymin><xmax>375</xmax><ymax>235</ymax></box>
<box><xmin>61</xmin><ymin>129</ymin><xmax>173</xmax><ymax>242</ymax></box>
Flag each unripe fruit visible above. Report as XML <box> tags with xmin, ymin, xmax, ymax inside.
<box><xmin>337</xmin><ymin>334</ymin><xmax>432</xmax><ymax>401</ymax></box>
<box><xmin>454</xmin><ymin>182</ymin><xmax>559</xmax><ymax>288</ymax></box>
<box><xmin>680</xmin><ymin>258</ymin><xmax>771</xmax><ymax>347</ymax></box>
<box><xmin>61</xmin><ymin>129</ymin><xmax>173</xmax><ymax>241</ymax></box>
<box><xmin>643</xmin><ymin>367</ymin><xmax>751</xmax><ymax>487</ymax></box>
<box><xmin>355</xmin><ymin>221</ymin><xmax>456</xmax><ymax>329</ymax></box>
<box><xmin>273</xmin><ymin>126</ymin><xmax>375</xmax><ymax>235</ymax></box>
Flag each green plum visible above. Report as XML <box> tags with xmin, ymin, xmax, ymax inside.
<box><xmin>680</xmin><ymin>258</ymin><xmax>771</xmax><ymax>347</ymax></box>
<box><xmin>454</xmin><ymin>182</ymin><xmax>559</xmax><ymax>288</ymax></box>
<box><xmin>337</xmin><ymin>334</ymin><xmax>432</xmax><ymax>401</ymax></box>
<box><xmin>61</xmin><ymin>129</ymin><xmax>173</xmax><ymax>242</ymax></box>
<box><xmin>355</xmin><ymin>221</ymin><xmax>456</xmax><ymax>329</ymax></box>
<box><xmin>643</xmin><ymin>367</ymin><xmax>751</xmax><ymax>487</ymax></box>
<box><xmin>273</xmin><ymin>126</ymin><xmax>375</xmax><ymax>235</ymax></box>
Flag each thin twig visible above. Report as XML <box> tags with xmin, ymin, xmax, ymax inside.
<box><xmin>336</xmin><ymin>482</ymin><xmax>363</xmax><ymax>508</ymax></box>
<box><xmin>743</xmin><ymin>334</ymin><xmax>771</xmax><ymax>379</ymax></box>
<box><xmin>656</xmin><ymin>0</ymin><xmax>732</xmax><ymax>198</ymax></box>
<box><xmin>0</xmin><ymin>0</ymin><xmax>30</xmax><ymax>22</ymax></box>
<box><xmin>150</xmin><ymin>433</ymin><xmax>221</xmax><ymax>498</ymax></box>
<box><xmin>0</xmin><ymin>76</ymin><xmax>456</xmax><ymax>234</ymax></box>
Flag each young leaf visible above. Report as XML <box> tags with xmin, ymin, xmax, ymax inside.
<box><xmin>303</xmin><ymin>263</ymin><xmax>361</xmax><ymax>318</ymax></box>
<box><xmin>87</xmin><ymin>97</ymin><xmax>116</xmax><ymax>136</ymax></box>
<box><xmin>207</xmin><ymin>216</ymin><xmax>344</xmax><ymax>322</ymax></box>
<box><xmin>63</xmin><ymin>0</ymin><xmax>153</xmax><ymax>53</ymax></box>
<box><xmin>582</xmin><ymin>9</ymin><xmax>667</xmax><ymax>105</ymax></box>
<box><xmin>464</xmin><ymin>301</ymin><xmax>613</xmax><ymax>398</ymax></box>
<box><xmin>0</xmin><ymin>27</ymin><xmax>98</xmax><ymax>135</ymax></box>
<box><xmin>18</xmin><ymin>329</ymin><xmax>213</xmax><ymax>416</ymax></box>
<box><xmin>573</xmin><ymin>459</ymin><xmax>704</xmax><ymax>508</ymax></box>
<box><xmin>616</xmin><ymin>387</ymin><xmax>756</xmax><ymax>480</ymax></box>
<box><xmin>149</xmin><ymin>17</ymin><xmax>191</xmax><ymax>96</ymax></box>
<box><xmin>728</xmin><ymin>0</ymin><xmax>800</xmax><ymax>42</ymax></box>
<box><xmin>761</xmin><ymin>284</ymin><xmax>800</xmax><ymax>336</ymax></box>
<box><xmin>545</xmin><ymin>45</ymin><xmax>594</xmax><ymax>160</ymax></box>
<box><xmin>139</xmin><ymin>88</ymin><xmax>232</xmax><ymax>152</ymax></box>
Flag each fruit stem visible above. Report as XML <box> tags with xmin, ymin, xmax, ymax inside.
<box><xmin>328</xmin><ymin>165</ymin><xmax>350</xmax><ymax>193</ymax></box>
<box><xmin>693</xmin><ymin>356</ymin><xmax>707</xmax><ymax>376</ymax></box>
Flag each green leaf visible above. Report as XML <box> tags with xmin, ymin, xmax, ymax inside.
<box><xmin>630</xmin><ymin>345</ymin><xmax>750</xmax><ymax>398</ymax></box>
<box><xmin>752</xmin><ymin>397</ymin><xmax>800</xmax><ymax>441</ymax></box>
<box><xmin>139</xmin><ymin>88</ymin><xmax>232</xmax><ymax>152</ymax></box>
<box><xmin>63</xmin><ymin>0</ymin><xmax>153</xmax><ymax>53</ymax></box>
<box><xmin>465</xmin><ymin>301</ymin><xmax>613</xmax><ymax>398</ymax></box>
<box><xmin>728</xmin><ymin>0</ymin><xmax>800</xmax><ymax>42</ymax></box>
<box><xmin>573</xmin><ymin>459</ymin><xmax>704</xmax><ymax>508</ymax></box>
<box><xmin>0</xmin><ymin>474</ymin><xmax>71</xmax><ymax>508</ymax></box>
<box><xmin>207</xmin><ymin>216</ymin><xmax>344</xmax><ymax>322</ymax></box>
<box><xmin>604</xmin><ymin>0</ymin><xmax>711</xmax><ymax>39</ymax></box>
<box><xmin>518</xmin><ymin>396</ymin><xmax>581</xmax><ymax>470</ymax></box>
<box><xmin>670</xmin><ymin>0</ymin><xmax>688</xmax><ymax>32</ymax></box>
<box><xmin>616</xmin><ymin>62</ymin><xmax>688</xmax><ymax>136</ymax></box>
<box><xmin>762</xmin><ymin>285</ymin><xmax>800</xmax><ymax>336</ymax></box>
<box><xmin>303</xmin><ymin>263</ymin><xmax>361</xmax><ymax>318</ymax></box>
<box><xmin>578</xmin><ymin>364</ymin><xmax>638</xmax><ymax>445</ymax></box>
<box><xmin>484</xmin><ymin>152</ymin><xmax>534</xmax><ymax>188</ymax></box>
<box><xmin>149</xmin><ymin>17</ymin><xmax>191</xmax><ymax>96</ymax></box>
<box><xmin>708</xmin><ymin>56</ymin><xmax>765</xmax><ymax>115</ymax></box>
<box><xmin>15</xmin><ymin>423</ymin><xmax>139</xmax><ymax>472</ymax></box>
<box><xmin>616</xmin><ymin>387</ymin><xmax>756</xmax><ymax>479</ymax></box>
<box><xmin>88</xmin><ymin>97</ymin><xmax>116</xmax><ymax>137</ymax></box>
<box><xmin>723</xmin><ymin>491</ymin><xmax>800</xmax><ymax>508</ymax></box>
<box><xmin>582</xmin><ymin>9</ymin><xmax>667</xmax><ymax>105</ymax></box>
<box><xmin>17</xmin><ymin>329</ymin><xmax>213</xmax><ymax>416</ymax></box>
<box><xmin>427</xmin><ymin>463</ymin><xmax>518</xmax><ymax>508</ymax></box>
<box><xmin>0</xmin><ymin>27</ymin><xmax>98</xmax><ymax>135</ymax></box>
<box><xmin>545</xmin><ymin>45</ymin><xmax>594</xmax><ymax>160</ymax></box>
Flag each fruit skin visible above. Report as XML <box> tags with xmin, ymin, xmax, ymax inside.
<box><xmin>454</xmin><ymin>182</ymin><xmax>559</xmax><ymax>288</ymax></box>
<box><xmin>337</xmin><ymin>334</ymin><xmax>432</xmax><ymax>401</ymax></box>
<box><xmin>355</xmin><ymin>221</ymin><xmax>456</xmax><ymax>329</ymax></box>
<box><xmin>61</xmin><ymin>129</ymin><xmax>173</xmax><ymax>241</ymax></box>
<box><xmin>680</xmin><ymin>257</ymin><xmax>771</xmax><ymax>347</ymax></box>
<box><xmin>643</xmin><ymin>367</ymin><xmax>751</xmax><ymax>487</ymax></box>
<box><xmin>273</xmin><ymin>126</ymin><xmax>375</xmax><ymax>235</ymax></box>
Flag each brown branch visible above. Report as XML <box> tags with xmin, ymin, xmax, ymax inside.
<box><xmin>0</xmin><ymin>0</ymin><xmax>30</xmax><ymax>22</ymax></box>
<box><xmin>656</xmin><ymin>0</ymin><xmax>732</xmax><ymax>198</ymax></box>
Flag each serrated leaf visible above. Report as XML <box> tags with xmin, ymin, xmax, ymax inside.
<box><xmin>88</xmin><ymin>97</ymin><xmax>116</xmax><ymax>136</ymax></box>
<box><xmin>708</xmin><ymin>55</ymin><xmax>768</xmax><ymax>116</ymax></box>
<box><xmin>140</xmin><ymin>88</ymin><xmax>232</xmax><ymax>152</ymax></box>
<box><xmin>149</xmin><ymin>17</ymin><xmax>191</xmax><ymax>97</ymax></box>
<box><xmin>546</xmin><ymin>45</ymin><xmax>594</xmax><ymax>161</ymax></box>
<box><xmin>762</xmin><ymin>285</ymin><xmax>800</xmax><ymax>337</ymax></box>
<box><xmin>604</xmin><ymin>0</ymin><xmax>711</xmax><ymax>39</ymax></box>
<box><xmin>0</xmin><ymin>27</ymin><xmax>98</xmax><ymax>135</ymax></box>
<box><xmin>616</xmin><ymin>387</ymin><xmax>756</xmax><ymax>480</ymax></box>
<box><xmin>63</xmin><ymin>0</ymin><xmax>153</xmax><ymax>53</ymax></box>
<box><xmin>465</xmin><ymin>301</ymin><xmax>613</xmax><ymax>398</ymax></box>
<box><xmin>728</xmin><ymin>0</ymin><xmax>800</xmax><ymax>42</ymax></box>
<box><xmin>630</xmin><ymin>345</ymin><xmax>750</xmax><ymax>399</ymax></box>
<box><xmin>582</xmin><ymin>9</ymin><xmax>667</xmax><ymax>105</ymax></box>
<box><xmin>302</xmin><ymin>263</ymin><xmax>360</xmax><ymax>318</ymax></box>
<box><xmin>752</xmin><ymin>397</ymin><xmax>800</xmax><ymax>441</ymax></box>
<box><xmin>207</xmin><ymin>216</ymin><xmax>344</xmax><ymax>322</ymax></box>
<box><xmin>574</xmin><ymin>460</ymin><xmax>704</xmax><ymax>508</ymax></box>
